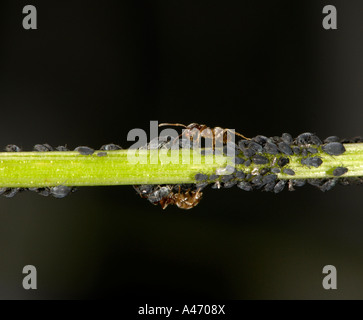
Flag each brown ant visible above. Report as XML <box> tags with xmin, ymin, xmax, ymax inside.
<box><xmin>158</xmin><ymin>123</ymin><xmax>250</xmax><ymax>146</ymax></box>
<box><xmin>160</xmin><ymin>187</ymin><xmax>203</xmax><ymax>210</ymax></box>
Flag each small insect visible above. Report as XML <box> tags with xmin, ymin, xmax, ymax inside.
<box><xmin>234</xmin><ymin>156</ymin><xmax>245</xmax><ymax>165</ymax></box>
<box><xmin>100</xmin><ymin>143</ymin><xmax>122</xmax><ymax>151</ymax></box>
<box><xmin>283</xmin><ymin>168</ymin><xmax>295</xmax><ymax>176</ymax></box>
<box><xmin>50</xmin><ymin>186</ymin><xmax>73</xmax><ymax>198</ymax></box>
<box><xmin>56</xmin><ymin>145</ymin><xmax>69</xmax><ymax>151</ymax></box>
<box><xmin>332</xmin><ymin>167</ymin><xmax>348</xmax><ymax>177</ymax></box>
<box><xmin>324</xmin><ymin>136</ymin><xmax>340</xmax><ymax>143</ymax></box>
<box><xmin>237</xmin><ymin>181</ymin><xmax>253</xmax><ymax>191</ymax></box>
<box><xmin>292</xmin><ymin>147</ymin><xmax>301</xmax><ymax>155</ymax></box>
<box><xmin>281</xmin><ymin>133</ymin><xmax>293</xmax><ymax>145</ymax></box>
<box><xmin>244</xmin><ymin>159</ymin><xmax>252</xmax><ymax>167</ymax></box>
<box><xmin>277</xmin><ymin>157</ymin><xmax>289</xmax><ymax>167</ymax></box>
<box><xmin>264</xmin><ymin>181</ymin><xmax>276</xmax><ymax>192</ymax></box>
<box><xmin>263</xmin><ymin>142</ymin><xmax>279</xmax><ymax>155</ymax></box>
<box><xmin>234</xmin><ymin>170</ymin><xmax>246</xmax><ymax>179</ymax></box>
<box><xmin>5</xmin><ymin>144</ymin><xmax>21</xmax><ymax>152</ymax></box>
<box><xmin>320</xmin><ymin>179</ymin><xmax>337</xmax><ymax>192</ymax></box>
<box><xmin>273</xmin><ymin>180</ymin><xmax>286</xmax><ymax>193</ymax></box>
<box><xmin>301</xmin><ymin>156</ymin><xmax>323</xmax><ymax>168</ymax></box>
<box><xmin>322</xmin><ymin>142</ymin><xmax>346</xmax><ymax>156</ymax></box>
<box><xmin>97</xmin><ymin>152</ymin><xmax>108</xmax><ymax>157</ymax></box>
<box><xmin>252</xmin><ymin>155</ymin><xmax>269</xmax><ymax>165</ymax></box>
<box><xmin>278</xmin><ymin>142</ymin><xmax>293</xmax><ymax>156</ymax></box>
<box><xmin>306</xmin><ymin>147</ymin><xmax>318</xmax><ymax>154</ymax></box>
<box><xmin>262</xmin><ymin>174</ymin><xmax>277</xmax><ymax>184</ymax></box>
<box><xmin>221</xmin><ymin>174</ymin><xmax>234</xmax><ymax>183</ymax></box>
<box><xmin>195</xmin><ymin>173</ymin><xmax>209</xmax><ymax>182</ymax></box>
<box><xmin>223</xmin><ymin>181</ymin><xmax>237</xmax><ymax>188</ymax></box>
<box><xmin>74</xmin><ymin>146</ymin><xmax>95</xmax><ymax>155</ymax></box>
<box><xmin>271</xmin><ymin>168</ymin><xmax>281</xmax><ymax>174</ymax></box>
<box><xmin>295</xmin><ymin>133</ymin><xmax>322</xmax><ymax>146</ymax></box>
<box><xmin>260</xmin><ymin>167</ymin><xmax>270</xmax><ymax>176</ymax></box>
<box><xmin>3</xmin><ymin>188</ymin><xmax>21</xmax><ymax>198</ymax></box>
<box><xmin>34</xmin><ymin>144</ymin><xmax>53</xmax><ymax>152</ymax></box>
<box><xmin>158</xmin><ymin>123</ymin><xmax>250</xmax><ymax>147</ymax></box>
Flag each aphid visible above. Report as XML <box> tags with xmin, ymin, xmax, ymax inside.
<box><xmin>320</xmin><ymin>179</ymin><xmax>337</xmax><ymax>192</ymax></box>
<box><xmin>252</xmin><ymin>135</ymin><xmax>268</xmax><ymax>146</ymax></box>
<box><xmin>292</xmin><ymin>147</ymin><xmax>301</xmax><ymax>155</ymax></box>
<box><xmin>252</xmin><ymin>155</ymin><xmax>269</xmax><ymax>165</ymax></box>
<box><xmin>244</xmin><ymin>159</ymin><xmax>251</xmax><ymax>167</ymax></box>
<box><xmin>281</xmin><ymin>133</ymin><xmax>293</xmax><ymax>145</ymax></box>
<box><xmin>50</xmin><ymin>186</ymin><xmax>73</xmax><ymax>198</ymax></box>
<box><xmin>248</xmin><ymin>141</ymin><xmax>263</xmax><ymax>153</ymax></box>
<box><xmin>221</xmin><ymin>174</ymin><xmax>234</xmax><ymax>183</ymax></box>
<box><xmin>195</xmin><ymin>173</ymin><xmax>209</xmax><ymax>181</ymax></box>
<box><xmin>159</xmin><ymin>123</ymin><xmax>250</xmax><ymax>147</ymax></box>
<box><xmin>352</xmin><ymin>136</ymin><xmax>363</xmax><ymax>143</ymax></box>
<box><xmin>260</xmin><ymin>168</ymin><xmax>270</xmax><ymax>176</ymax></box>
<box><xmin>195</xmin><ymin>182</ymin><xmax>209</xmax><ymax>190</ymax></box>
<box><xmin>134</xmin><ymin>184</ymin><xmax>155</xmax><ymax>197</ymax></box>
<box><xmin>322</xmin><ymin>142</ymin><xmax>346</xmax><ymax>156</ymax></box>
<box><xmin>97</xmin><ymin>152</ymin><xmax>108</xmax><ymax>157</ymax></box>
<box><xmin>5</xmin><ymin>144</ymin><xmax>21</xmax><ymax>152</ymax></box>
<box><xmin>251</xmin><ymin>175</ymin><xmax>263</xmax><ymax>188</ymax></box>
<box><xmin>100</xmin><ymin>143</ymin><xmax>122</xmax><ymax>151</ymax></box>
<box><xmin>283</xmin><ymin>168</ymin><xmax>295</xmax><ymax>176</ymax></box>
<box><xmin>273</xmin><ymin>180</ymin><xmax>286</xmax><ymax>193</ymax></box>
<box><xmin>237</xmin><ymin>181</ymin><xmax>253</xmax><ymax>191</ymax></box>
<box><xmin>301</xmin><ymin>148</ymin><xmax>308</xmax><ymax>157</ymax></box>
<box><xmin>324</xmin><ymin>136</ymin><xmax>340</xmax><ymax>143</ymax></box>
<box><xmin>301</xmin><ymin>156</ymin><xmax>323</xmax><ymax>168</ymax></box>
<box><xmin>277</xmin><ymin>157</ymin><xmax>289</xmax><ymax>167</ymax></box>
<box><xmin>295</xmin><ymin>133</ymin><xmax>322</xmax><ymax>146</ymax></box>
<box><xmin>333</xmin><ymin>167</ymin><xmax>348</xmax><ymax>177</ymax></box>
<box><xmin>262</xmin><ymin>174</ymin><xmax>277</xmax><ymax>184</ymax></box>
<box><xmin>245</xmin><ymin>173</ymin><xmax>252</xmax><ymax>180</ymax></box>
<box><xmin>291</xmin><ymin>179</ymin><xmax>306</xmax><ymax>187</ymax></box>
<box><xmin>30</xmin><ymin>187</ymin><xmax>51</xmax><ymax>197</ymax></box>
<box><xmin>3</xmin><ymin>188</ymin><xmax>21</xmax><ymax>198</ymax></box>
<box><xmin>234</xmin><ymin>170</ymin><xmax>246</xmax><ymax>179</ymax></box>
<box><xmin>0</xmin><ymin>188</ymin><xmax>7</xmax><ymax>196</ymax></box>
<box><xmin>33</xmin><ymin>144</ymin><xmax>53</xmax><ymax>152</ymax></box>
<box><xmin>74</xmin><ymin>146</ymin><xmax>95</xmax><ymax>155</ymax></box>
<box><xmin>263</xmin><ymin>142</ymin><xmax>279</xmax><ymax>155</ymax></box>
<box><xmin>271</xmin><ymin>168</ymin><xmax>280</xmax><ymax>174</ymax></box>
<box><xmin>208</xmin><ymin>174</ymin><xmax>219</xmax><ymax>181</ymax></box>
<box><xmin>264</xmin><ymin>181</ymin><xmax>276</xmax><ymax>192</ymax></box>
<box><xmin>223</xmin><ymin>181</ymin><xmax>237</xmax><ymax>188</ymax></box>
<box><xmin>307</xmin><ymin>179</ymin><xmax>323</xmax><ymax>187</ymax></box>
<box><xmin>306</xmin><ymin>147</ymin><xmax>318</xmax><ymax>154</ymax></box>
<box><xmin>56</xmin><ymin>146</ymin><xmax>69</xmax><ymax>151</ymax></box>
<box><xmin>278</xmin><ymin>142</ymin><xmax>293</xmax><ymax>156</ymax></box>
<box><xmin>234</xmin><ymin>156</ymin><xmax>245</xmax><ymax>165</ymax></box>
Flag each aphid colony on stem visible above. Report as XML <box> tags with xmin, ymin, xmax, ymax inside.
<box><xmin>1</xmin><ymin>125</ymin><xmax>363</xmax><ymax>210</ymax></box>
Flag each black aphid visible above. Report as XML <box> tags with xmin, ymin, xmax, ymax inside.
<box><xmin>251</xmin><ymin>175</ymin><xmax>263</xmax><ymax>186</ymax></box>
<box><xmin>244</xmin><ymin>159</ymin><xmax>252</xmax><ymax>167</ymax></box>
<box><xmin>260</xmin><ymin>168</ymin><xmax>270</xmax><ymax>176</ymax></box>
<box><xmin>248</xmin><ymin>141</ymin><xmax>263</xmax><ymax>153</ymax></box>
<box><xmin>320</xmin><ymin>179</ymin><xmax>337</xmax><ymax>192</ymax></box>
<box><xmin>234</xmin><ymin>156</ymin><xmax>245</xmax><ymax>165</ymax></box>
<box><xmin>5</xmin><ymin>144</ymin><xmax>21</xmax><ymax>152</ymax></box>
<box><xmin>221</xmin><ymin>174</ymin><xmax>234</xmax><ymax>183</ymax></box>
<box><xmin>277</xmin><ymin>157</ymin><xmax>289</xmax><ymax>167</ymax></box>
<box><xmin>97</xmin><ymin>152</ymin><xmax>107</xmax><ymax>157</ymax></box>
<box><xmin>56</xmin><ymin>146</ymin><xmax>69</xmax><ymax>151</ymax></box>
<box><xmin>134</xmin><ymin>185</ymin><xmax>154</xmax><ymax>197</ymax></box>
<box><xmin>3</xmin><ymin>188</ymin><xmax>21</xmax><ymax>198</ymax></box>
<box><xmin>252</xmin><ymin>155</ymin><xmax>269</xmax><ymax>165</ymax></box>
<box><xmin>100</xmin><ymin>143</ymin><xmax>122</xmax><ymax>151</ymax></box>
<box><xmin>208</xmin><ymin>174</ymin><xmax>219</xmax><ymax>181</ymax></box>
<box><xmin>34</xmin><ymin>144</ymin><xmax>53</xmax><ymax>152</ymax></box>
<box><xmin>195</xmin><ymin>182</ymin><xmax>209</xmax><ymax>190</ymax></box>
<box><xmin>243</xmin><ymin>148</ymin><xmax>256</xmax><ymax>158</ymax></box>
<box><xmin>263</xmin><ymin>142</ymin><xmax>279</xmax><ymax>155</ymax></box>
<box><xmin>50</xmin><ymin>186</ymin><xmax>73</xmax><ymax>198</ymax></box>
<box><xmin>292</xmin><ymin>147</ymin><xmax>300</xmax><ymax>155</ymax></box>
<box><xmin>30</xmin><ymin>187</ymin><xmax>51</xmax><ymax>197</ymax></box>
<box><xmin>301</xmin><ymin>156</ymin><xmax>323</xmax><ymax>168</ymax></box>
<box><xmin>324</xmin><ymin>136</ymin><xmax>340</xmax><ymax>143</ymax></box>
<box><xmin>195</xmin><ymin>173</ymin><xmax>209</xmax><ymax>181</ymax></box>
<box><xmin>262</xmin><ymin>174</ymin><xmax>277</xmax><ymax>184</ymax></box>
<box><xmin>307</xmin><ymin>147</ymin><xmax>318</xmax><ymax>154</ymax></box>
<box><xmin>271</xmin><ymin>168</ymin><xmax>280</xmax><ymax>174</ymax></box>
<box><xmin>278</xmin><ymin>142</ymin><xmax>293</xmax><ymax>156</ymax></box>
<box><xmin>74</xmin><ymin>146</ymin><xmax>95</xmax><ymax>155</ymax></box>
<box><xmin>273</xmin><ymin>180</ymin><xmax>286</xmax><ymax>193</ymax></box>
<box><xmin>332</xmin><ymin>167</ymin><xmax>348</xmax><ymax>177</ymax></box>
<box><xmin>237</xmin><ymin>181</ymin><xmax>253</xmax><ymax>191</ymax></box>
<box><xmin>281</xmin><ymin>133</ymin><xmax>293</xmax><ymax>145</ymax></box>
<box><xmin>223</xmin><ymin>181</ymin><xmax>237</xmax><ymax>188</ymax></box>
<box><xmin>322</xmin><ymin>142</ymin><xmax>346</xmax><ymax>156</ymax></box>
<box><xmin>252</xmin><ymin>135</ymin><xmax>268</xmax><ymax>146</ymax></box>
<box><xmin>234</xmin><ymin>170</ymin><xmax>246</xmax><ymax>179</ymax></box>
<box><xmin>283</xmin><ymin>168</ymin><xmax>295</xmax><ymax>176</ymax></box>
<box><xmin>307</xmin><ymin>179</ymin><xmax>323</xmax><ymax>187</ymax></box>
<box><xmin>301</xmin><ymin>149</ymin><xmax>308</xmax><ymax>157</ymax></box>
<box><xmin>291</xmin><ymin>179</ymin><xmax>306</xmax><ymax>187</ymax></box>
<box><xmin>263</xmin><ymin>182</ymin><xmax>276</xmax><ymax>192</ymax></box>
<box><xmin>245</xmin><ymin>173</ymin><xmax>252</xmax><ymax>180</ymax></box>
<box><xmin>295</xmin><ymin>132</ymin><xmax>322</xmax><ymax>146</ymax></box>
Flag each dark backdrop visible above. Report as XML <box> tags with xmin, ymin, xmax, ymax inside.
<box><xmin>0</xmin><ymin>0</ymin><xmax>363</xmax><ymax>299</ymax></box>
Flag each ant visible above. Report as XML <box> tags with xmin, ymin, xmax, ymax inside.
<box><xmin>160</xmin><ymin>187</ymin><xmax>203</xmax><ymax>210</ymax></box>
<box><xmin>158</xmin><ymin>123</ymin><xmax>250</xmax><ymax>147</ymax></box>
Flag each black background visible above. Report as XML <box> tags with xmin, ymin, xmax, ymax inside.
<box><xmin>1</xmin><ymin>0</ymin><xmax>363</xmax><ymax>299</ymax></box>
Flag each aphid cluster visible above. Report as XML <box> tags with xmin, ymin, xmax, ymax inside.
<box><xmin>0</xmin><ymin>142</ymin><xmax>122</xmax><ymax>198</ymax></box>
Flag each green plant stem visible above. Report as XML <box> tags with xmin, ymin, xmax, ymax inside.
<box><xmin>0</xmin><ymin>144</ymin><xmax>363</xmax><ymax>188</ymax></box>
